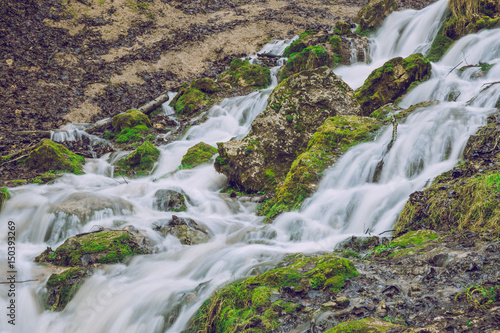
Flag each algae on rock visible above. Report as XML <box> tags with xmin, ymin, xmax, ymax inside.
<box><xmin>112</xmin><ymin>109</ymin><xmax>151</xmax><ymax>132</ymax></box>
<box><xmin>279</xmin><ymin>45</ymin><xmax>333</xmax><ymax>82</ymax></box>
<box><xmin>218</xmin><ymin>59</ymin><xmax>271</xmax><ymax>89</ymax></box>
<box><xmin>45</xmin><ymin>267</ymin><xmax>89</xmax><ymax>312</ymax></box>
<box><xmin>259</xmin><ymin>116</ymin><xmax>381</xmax><ymax>221</ymax></box>
<box><xmin>25</xmin><ymin>139</ymin><xmax>85</xmax><ymax>174</ymax></box>
<box><xmin>355</xmin><ymin>53</ymin><xmax>432</xmax><ymax>116</ymax></box>
<box><xmin>325</xmin><ymin>317</ymin><xmax>404</xmax><ymax>332</ymax></box>
<box><xmin>214</xmin><ymin>66</ymin><xmax>362</xmax><ymax>193</ymax></box>
<box><xmin>114</xmin><ymin>141</ymin><xmax>160</xmax><ymax>177</ymax></box>
<box><xmin>180</xmin><ymin>142</ymin><xmax>218</xmax><ymax>169</ymax></box>
<box><xmin>186</xmin><ymin>254</ymin><xmax>358</xmax><ymax>333</ymax></box>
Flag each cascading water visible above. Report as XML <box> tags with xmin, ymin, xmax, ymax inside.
<box><xmin>1</xmin><ymin>0</ymin><xmax>500</xmax><ymax>331</ymax></box>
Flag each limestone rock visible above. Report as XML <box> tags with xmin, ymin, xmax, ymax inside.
<box><xmin>114</xmin><ymin>141</ymin><xmax>160</xmax><ymax>177</ymax></box>
<box><xmin>112</xmin><ymin>109</ymin><xmax>151</xmax><ymax>132</ymax></box>
<box><xmin>355</xmin><ymin>53</ymin><xmax>432</xmax><ymax>115</ymax></box>
<box><xmin>153</xmin><ymin>188</ymin><xmax>188</xmax><ymax>212</ymax></box>
<box><xmin>356</xmin><ymin>0</ymin><xmax>398</xmax><ymax>32</ymax></box>
<box><xmin>25</xmin><ymin>139</ymin><xmax>85</xmax><ymax>174</ymax></box>
<box><xmin>153</xmin><ymin>215</ymin><xmax>209</xmax><ymax>245</ymax></box>
<box><xmin>181</xmin><ymin>142</ymin><xmax>218</xmax><ymax>169</ymax></box>
<box><xmin>169</xmin><ymin>78</ymin><xmax>220</xmax><ymax>117</ymax></box>
<box><xmin>215</xmin><ymin>66</ymin><xmax>362</xmax><ymax>193</ymax></box>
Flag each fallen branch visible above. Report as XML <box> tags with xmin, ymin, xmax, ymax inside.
<box><xmin>446</xmin><ymin>61</ymin><xmax>463</xmax><ymax>78</ymax></box>
<box><xmin>138</xmin><ymin>92</ymin><xmax>170</xmax><ymax>115</ymax></box>
<box><xmin>257</xmin><ymin>53</ymin><xmax>281</xmax><ymax>58</ymax></box>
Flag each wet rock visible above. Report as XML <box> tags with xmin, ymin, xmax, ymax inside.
<box><xmin>44</xmin><ymin>267</ymin><xmax>90</xmax><ymax>312</ymax></box>
<box><xmin>114</xmin><ymin>141</ymin><xmax>160</xmax><ymax>177</ymax></box>
<box><xmin>111</xmin><ymin>109</ymin><xmax>151</xmax><ymax>133</ymax></box>
<box><xmin>336</xmin><ymin>235</ymin><xmax>387</xmax><ymax>254</ymax></box>
<box><xmin>356</xmin><ymin>0</ymin><xmax>398</xmax><ymax>32</ymax></box>
<box><xmin>153</xmin><ymin>188</ymin><xmax>188</xmax><ymax>212</ymax></box>
<box><xmin>218</xmin><ymin>58</ymin><xmax>271</xmax><ymax>89</ymax></box>
<box><xmin>279</xmin><ymin>45</ymin><xmax>334</xmax><ymax>82</ymax></box>
<box><xmin>180</xmin><ymin>142</ymin><xmax>218</xmax><ymax>169</ymax></box>
<box><xmin>25</xmin><ymin>139</ymin><xmax>85</xmax><ymax>174</ymax></box>
<box><xmin>169</xmin><ymin>78</ymin><xmax>221</xmax><ymax>118</ymax></box>
<box><xmin>215</xmin><ymin>66</ymin><xmax>362</xmax><ymax>193</ymax></box>
<box><xmin>355</xmin><ymin>53</ymin><xmax>432</xmax><ymax>115</ymax></box>
<box><xmin>153</xmin><ymin>215</ymin><xmax>209</xmax><ymax>245</ymax></box>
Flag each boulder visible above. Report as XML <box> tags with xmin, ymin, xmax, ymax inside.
<box><xmin>153</xmin><ymin>215</ymin><xmax>209</xmax><ymax>245</ymax></box>
<box><xmin>114</xmin><ymin>141</ymin><xmax>160</xmax><ymax>177</ymax></box>
<box><xmin>217</xmin><ymin>58</ymin><xmax>271</xmax><ymax>89</ymax></box>
<box><xmin>44</xmin><ymin>267</ymin><xmax>90</xmax><ymax>312</ymax></box>
<box><xmin>169</xmin><ymin>78</ymin><xmax>220</xmax><ymax>117</ymax></box>
<box><xmin>180</xmin><ymin>142</ymin><xmax>218</xmax><ymax>169</ymax></box>
<box><xmin>215</xmin><ymin>66</ymin><xmax>362</xmax><ymax>193</ymax></box>
<box><xmin>279</xmin><ymin>45</ymin><xmax>333</xmax><ymax>82</ymax></box>
<box><xmin>259</xmin><ymin>116</ymin><xmax>381</xmax><ymax>220</ymax></box>
<box><xmin>25</xmin><ymin>139</ymin><xmax>85</xmax><ymax>174</ymax></box>
<box><xmin>153</xmin><ymin>188</ymin><xmax>188</xmax><ymax>212</ymax></box>
<box><xmin>356</xmin><ymin>0</ymin><xmax>398</xmax><ymax>32</ymax></box>
<box><xmin>112</xmin><ymin>109</ymin><xmax>151</xmax><ymax>132</ymax></box>
<box><xmin>334</xmin><ymin>21</ymin><xmax>352</xmax><ymax>35</ymax></box>
<box><xmin>355</xmin><ymin>53</ymin><xmax>432</xmax><ymax>115</ymax></box>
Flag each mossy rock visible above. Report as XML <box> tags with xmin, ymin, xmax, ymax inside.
<box><xmin>45</xmin><ymin>267</ymin><xmax>89</xmax><ymax>312</ymax></box>
<box><xmin>112</xmin><ymin>109</ymin><xmax>151</xmax><ymax>133</ymax></box>
<box><xmin>114</xmin><ymin>141</ymin><xmax>160</xmax><ymax>177</ymax></box>
<box><xmin>355</xmin><ymin>53</ymin><xmax>432</xmax><ymax>116</ymax></box>
<box><xmin>0</xmin><ymin>187</ymin><xmax>10</xmax><ymax>211</ymax></box>
<box><xmin>35</xmin><ymin>230</ymin><xmax>151</xmax><ymax>267</ymax></box>
<box><xmin>218</xmin><ymin>59</ymin><xmax>271</xmax><ymax>89</ymax></box>
<box><xmin>259</xmin><ymin>116</ymin><xmax>381</xmax><ymax>220</ymax></box>
<box><xmin>356</xmin><ymin>0</ymin><xmax>398</xmax><ymax>32</ymax></box>
<box><xmin>325</xmin><ymin>317</ymin><xmax>404</xmax><ymax>332</ymax></box>
<box><xmin>334</xmin><ymin>21</ymin><xmax>351</xmax><ymax>35</ymax></box>
<box><xmin>279</xmin><ymin>45</ymin><xmax>333</xmax><ymax>82</ymax></box>
<box><xmin>25</xmin><ymin>139</ymin><xmax>85</xmax><ymax>174</ymax></box>
<box><xmin>186</xmin><ymin>254</ymin><xmax>358</xmax><ymax>333</ymax></box>
<box><xmin>153</xmin><ymin>188</ymin><xmax>188</xmax><ymax>212</ymax></box>
<box><xmin>190</xmin><ymin>78</ymin><xmax>220</xmax><ymax>94</ymax></box>
<box><xmin>180</xmin><ymin>142</ymin><xmax>218</xmax><ymax>169</ymax></box>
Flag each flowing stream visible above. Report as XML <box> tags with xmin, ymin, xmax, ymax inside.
<box><xmin>1</xmin><ymin>0</ymin><xmax>500</xmax><ymax>331</ymax></box>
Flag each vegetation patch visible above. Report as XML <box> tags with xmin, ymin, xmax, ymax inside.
<box><xmin>112</xmin><ymin>109</ymin><xmax>151</xmax><ymax>132</ymax></box>
<box><xmin>25</xmin><ymin>139</ymin><xmax>85</xmax><ymax>175</ymax></box>
<box><xmin>280</xmin><ymin>45</ymin><xmax>332</xmax><ymax>82</ymax></box>
<box><xmin>186</xmin><ymin>254</ymin><xmax>357</xmax><ymax>333</ymax></box>
<box><xmin>218</xmin><ymin>59</ymin><xmax>271</xmax><ymax>89</ymax></box>
<box><xmin>45</xmin><ymin>267</ymin><xmax>88</xmax><ymax>312</ymax></box>
<box><xmin>0</xmin><ymin>187</ymin><xmax>10</xmax><ymax>211</ymax></box>
<box><xmin>114</xmin><ymin>141</ymin><xmax>160</xmax><ymax>177</ymax></box>
<box><xmin>115</xmin><ymin>125</ymin><xmax>149</xmax><ymax>143</ymax></box>
<box><xmin>180</xmin><ymin>142</ymin><xmax>218</xmax><ymax>169</ymax></box>
<box><xmin>324</xmin><ymin>317</ymin><xmax>404</xmax><ymax>332</ymax></box>
<box><xmin>259</xmin><ymin>116</ymin><xmax>381</xmax><ymax>221</ymax></box>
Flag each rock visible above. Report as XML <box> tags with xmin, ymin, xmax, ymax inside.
<box><xmin>335</xmin><ymin>235</ymin><xmax>387</xmax><ymax>254</ymax></box>
<box><xmin>356</xmin><ymin>0</ymin><xmax>398</xmax><ymax>32</ymax></box>
<box><xmin>218</xmin><ymin>58</ymin><xmax>271</xmax><ymax>89</ymax></box>
<box><xmin>0</xmin><ymin>187</ymin><xmax>10</xmax><ymax>212</ymax></box>
<box><xmin>114</xmin><ymin>141</ymin><xmax>160</xmax><ymax>177</ymax></box>
<box><xmin>25</xmin><ymin>139</ymin><xmax>85</xmax><ymax>174</ymax></box>
<box><xmin>259</xmin><ymin>116</ymin><xmax>381</xmax><ymax>220</ymax></box>
<box><xmin>153</xmin><ymin>216</ymin><xmax>209</xmax><ymax>245</ymax></box>
<box><xmin>169</xmin><ymin>78</ymin><xmax>221</xmax><ymax>118</ymax></box>
<box><xmin>180</xmin><ymin>142</ymin><xmax>218</xmax><ymax>169</ymax></box>
<box><xmin>215</xmin><ymin>66</ymin><xmax>362</xmax><ymax>193</ymax></box>
<box><xmin>153</xmin><ymin>188</ymin><xmax>188</xmax><ymax>212</ymax></box>
<box><xmin>185</xmin><ymin>254</ymin><xmax>358</xmax><ymax>333</ymax></box>
<box><xmin>355</xmin><ymin>53</ymin><xmax>432</xmax><ymax>116</ymax></box>
<box><xmin>44</xmin><ymin>267</ymin><xmax>90</xmax><ymax>312</ymax></box>
<box><xmin>111</xmin><ymin>109</ymin><xmax>151</xmax><ymax>132</ymax></box>
<box><xmin>35</xmin><ymin>229</ymin><xmax>153</xmax><ymax>267</ymax></box>
<box><xmin>279</xmin><ymin>45</ymin><xmax>333</xmax><ymax>82</ymax></box>
<box><xmin>334</xmin><ymin>21</ymin><xmax>352</xmax><ymax>35</ymax></box>
<box><xmin>325</xmin><ymin>317</ymin><xmax>404</xmax><ymax>332</ymax></box>
<box><xmin>190</xmin><ymin>78</ymin><xmax>220</xmax><ymax>94</ymax></box>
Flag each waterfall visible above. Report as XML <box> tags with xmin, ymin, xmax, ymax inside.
<box><xmin>1</xmin><ymin>0</ymin><xmax>500</xmax><ymax>331</ymax></box>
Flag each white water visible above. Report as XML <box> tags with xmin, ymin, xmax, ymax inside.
<box><xmin>1</xmin><ymin>1</ymin><xmax>500</xmax><ymax>331</ymax></box>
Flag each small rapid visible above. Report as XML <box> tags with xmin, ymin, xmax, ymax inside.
<box><xmin>1</xmin><ymin>0</ymin><xmax>500</xmax><ymax>331</ymax></box>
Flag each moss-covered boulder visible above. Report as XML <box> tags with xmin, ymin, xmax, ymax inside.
<box><xmin>114</xmin><ymin>141</ymin><xmax>160</xmax><ymax>177</ymax></box>
<box><xmin>355</xmin><ymin>53</ymin><xmax>432</xmax><ymax>116</ymax></box>
<box><xmin>187</xmin><ymin>254</ymin><xmax>358</xmax><ymax>333</ymax></box>
<box><xmin>181</xmin><ymin>142</ymin><xmax>218</xmax><ymax>169</ymax></box>
<box><xmin>25</xmin><ymin>139</ymin><xmax>85</xmax><ymax>174</ymax></box>
<box><xmin>169</xmin><ymin>78</ymin><xmax>221</xmax><ymax>117</ymax></box>
<box><xmin>325</xmin><ymin>317</ymin><xmax>404</xmax><ymax>332</ymax></box>
<box><xmin>45</xmin><ymin>267</ymin><xmax>89</xmax><ymax>312</ymax></box>
<box><xmin>334</xmin><ymin>21</ymin><xmax>352</xmax><ymax>35</ymax></box>
<box><xmin>115</xmin><ymin>125</ymin><xmax>149</xmax><ymax>144</ymax></box>
<box><xmin>395</xmin><ymin>117</ymin><xmax>500</xmax><ymax>236</ymax></box>
<box><xmin>259</xmin><ymin>116</ymin><xmax>381</xmax><ymax>220</ymax></box>
<box><xmin>153</xmin><ymin>215</ymin><xmax>209</xmax><ymax>245</ymax></box>
<box><xmin>0</xmin><ymin>187</ymin><xmax>10</xmax><ymax>212</ymax></box>
<box><xmin>153</xmin><ymin>188</ymin><xmax>188</xmax><ymax>212</ymax></box>
<box><xmin>214</xmin><ymin>66</ymin><xmax>362</xmax><ymax>193</ymax></box>
<box><xmin>356</xmin><ymin>0</ymin><xmax>398</xmax><ymax>32</ymax></box>
<box><xmin>282</xmin><ymin>29</ymin><xmax>317</xmax><ymax>58</ymax></box>
<box><xmin>112</xmin><ymin>109</ymin><xmax>151</xmax><ymax>132</ymax></box>
<box><xmin>218</xmin><ymin>59</ymin><xmax>271</xmax><ymax>89</ymax></box>
<box><xmin>279</xmin><ymin>45</ymin><xmax>333</xmax><ymax>82</ymax></box>
<box><xmin>35</xmin><ymin>230</ymin><xmax>152</xmax><ymax>267</ymax></box>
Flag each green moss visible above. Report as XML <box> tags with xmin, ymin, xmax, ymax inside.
<box><xmin>187</xmin><ymin>254</ymin><xmax>357</xmax><ymax>333</ymax></box>
<box><xmin>174</xmin><ymin>88</ymin><xmax>206</xmax><ymax>117</ymax></box>
<box><xmin>427</xmin><ymin>26</ymin><xmax>455</xmax><ymax>62</ymax></box>
<box><xmin>114</xmin><ymin>141</ymin><xmax>160</xmax><ymax>177</ymax></box>
<box><xmin>115</xmin><ymin>125</ymin><xmax>149</xmax><ymax>143</ymax></box>
<box><xmin>219</xmin><ymin>59</ymin><xmax>272</xmax><ymax>89</ymax></box>
<box><xmin>36</xmin><ymin>231</ymin><xmax>148</xmax><ymax>267</ymax></box>
<box><xmin>190</xmin><ymin>78</ymin><xmax>220</xmax><ymax>94</ymax></box>
<box><xmin>0</xmin><ymin>187</ymin><xmax>10</xmax><ymax>211</ymax></box>
<box><xmin>259</xmin><ymin>116</ymin><xmax>381</xmax><ymax>220</ymax></box>
<box><xmin>299</xmin><ymin>29</ymin><xmax>316</xmax><ymax>39</ymax></box>
<box><xmin>112</xmin><ymin>109</ymin><xmax>151</xmax><ymax>132</ymax></box>
<box><xmin>334</xmin><ymin>21</ymin><xmax>351</xmax><ymax>35</ymax></box>
<box><xmin>25</xmin><ymin>139</ymin><xmax>85</xmax><ymax>175</ymax></box>
<box><xmin>180</xmin><ymin>142</ymin><xmax>218</xmax><ymax>169</ymax></box>
<box><xmin>46</xmin><ymin>267</ymin><xmax>87</xmax><ymax>311</ymax></box>
<box><xmin>283</xmin><ymin>40</ymin><xmax>307</xmax><ymax>58</ymax></box>
<box><xmin>325</xmin><ymin>317</ymin><xmax>404</xmax><ymax>332</ymax></box>
<box><xmin>280</xmin><ymin>45</ymin><xmax>333</xmax><ymax>81</ymax></box>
